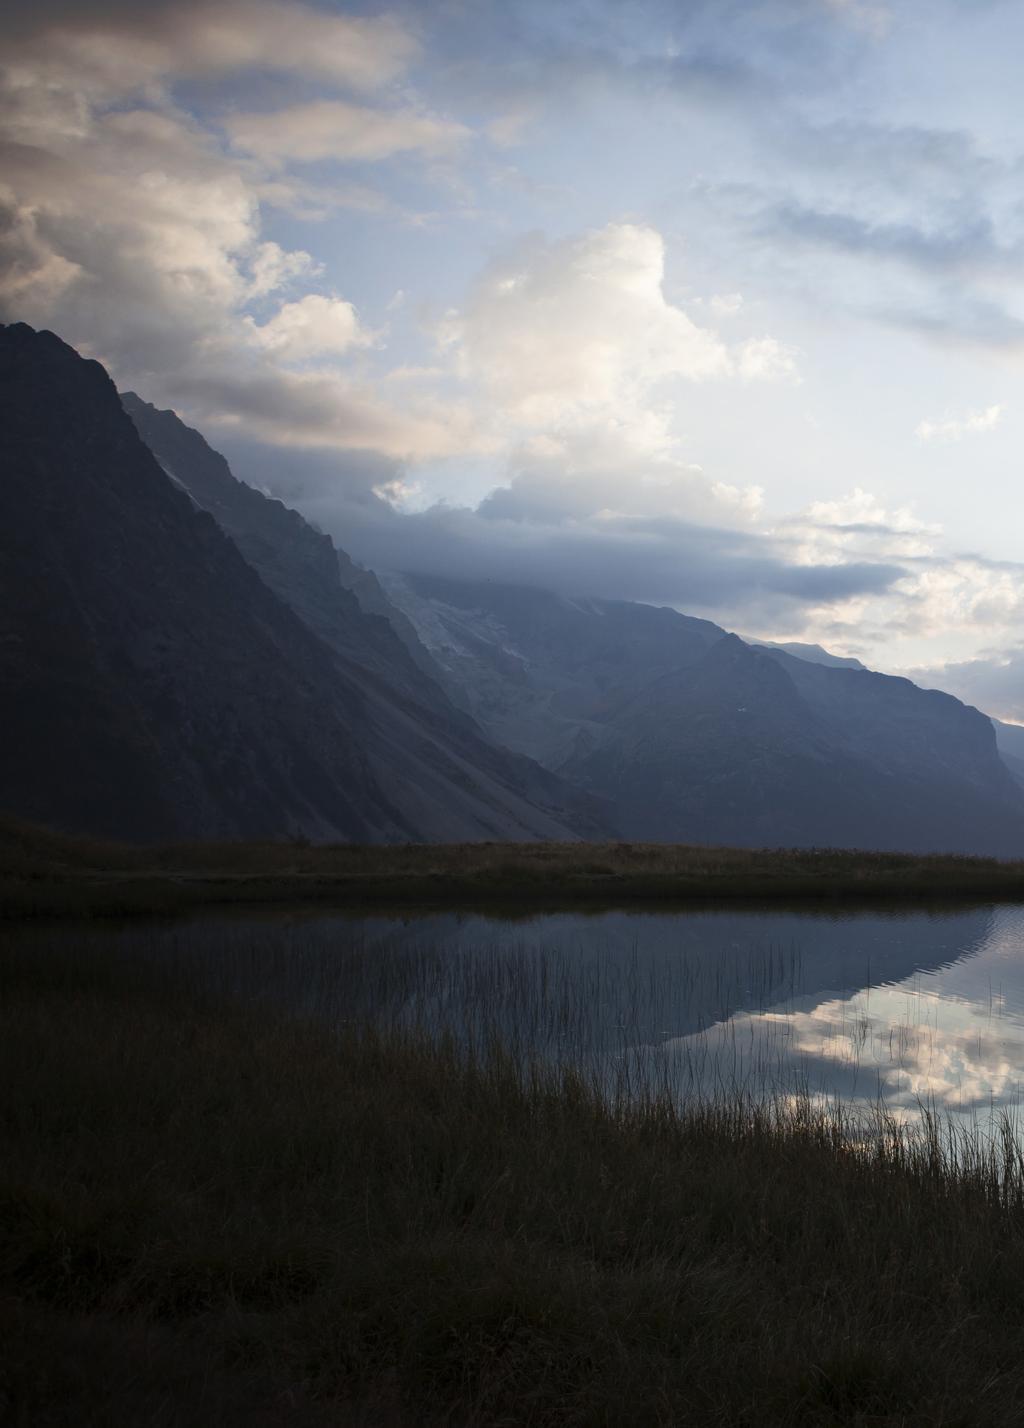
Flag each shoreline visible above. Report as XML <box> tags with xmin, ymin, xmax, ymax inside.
<box><xmin>7</xmin><ymin>820</ymin><xmax>1024</xmax><ymax>920</ymax></box>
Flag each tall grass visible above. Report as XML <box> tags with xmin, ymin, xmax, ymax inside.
<box><xmin>8</xmin><ymin>814</ymin><xmax>1024</xmax><ymax>919</ymax></box>
<box><xmin>6</xmin><ymin>932</ymin><xmax>1024</xmax><ymax>1423</ymax></box>
<box><xmin>5</xmin><ymin>908</ymin><xmax>1009</xmax><ymax>1125</ymax></box>
<box><xmin>2</xmin><ymin>915</ymin><xmax>812</xmax><ymax>1099</ymax></box>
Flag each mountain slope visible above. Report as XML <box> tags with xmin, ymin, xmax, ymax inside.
<box><xmin>387</xmin><ymin>575</ymin><xmax>1024</xmax><ymax>855</ymax></box>
<box><xmin>121</xmin><ymin>393</ymin><xmax>447</xmax><ymax>711</ymax></box>
<box><xmin>119</xmin><ymin>391</ymin><xmax>601</xmax><ymax>842</ymax></box>
<box><xmin>0</xmin><ymin>325</ymin><xmax>589</xmax><ymax>843</ymax></box>
<box><xmin>382</xmin><ymin>573</ymin><xmax>724</xmax><ymax>768</ymax></box>
<box><xmin>0</xmin><ymin>324</ymin><xmax>404</xmax><ymax>842</ymax></box>
<box><xmin>747</xmin><ymin>639</ymin><xmax>865</xmax><ymax>671</ymax></box>
<box><xmin>992</xmin><ymin>718</ymin><xmax>1024</xmax><ymax>790</ymax></box>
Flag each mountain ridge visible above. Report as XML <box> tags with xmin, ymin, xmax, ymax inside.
<box><xmin>121</xmin><ymin>390</ymin><xmax>605</xmax><ymax>842</ymax></box>
<box><xmin>385</xmin><ymin>573</ymin><xmax>1024</xmax><ymax>855</ymax></box>
<box><xmin>5</xmin><ymin>321</ymin><xmax>1022</xmax><ymax>855</ymax></box>
<box><xmin>0</xmin><ymin>324</ymin><xmax>597</xmax><ymax>843</ymax></box>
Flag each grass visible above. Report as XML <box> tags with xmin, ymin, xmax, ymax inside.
<box><xmin>7</xmin><ymin>815</ymin><xmax>1024</xmax><ymax>920</ymax></box>
<box><xmin>6</xmin><ymin>938</ymin><xmax>1024</xmax><ymax>1423</ymax></box>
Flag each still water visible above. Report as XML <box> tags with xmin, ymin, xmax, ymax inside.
<box><xmin>38</xmin><ymin>902</ymin><xmax>1024</xmax><ymax>1128</ymax></box>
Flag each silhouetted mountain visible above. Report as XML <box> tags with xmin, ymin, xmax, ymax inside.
<box><xmin>386</xmin><ymin>574</ymin><xmax>1024</xmax><ymax>855</ymax></box>
<box><xmin>8</xmin><ymin>322</ymin><xmax>1020</xmax><ymax>854</ymax></box>
<box><xmin>121</xmin><ymin>391</ymin><xmax>601</xmax><ymax>842</ymax></box>
<box><xmin>0</xmin><ymin>325</ymin><xmax>595</xmax><ymax>842</ymax></box>
<box><xmin>747</xmin><ymin>639</ymin><xmax>865</xmax><ymax>671</ymax></box>
<box><xmin>121</xmin><ymin>393</ymin><xmax>446</xmax><ymax>705</ymax></box>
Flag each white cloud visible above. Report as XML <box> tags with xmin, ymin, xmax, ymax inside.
<box><xmin>172</xmin><ymin>364</ymin><xmax>481</xmax><ymax>461</ymax></box>
<box><xmin>6</xmin><ymin>2</ymin><xmax>416</xmax><ymax>97</ymax></box>
<box><xmin>747</xmin><ymin>487</ymin><xmax>1024</xmax><ymax>674</ymax></box>
<box><xmin>246</xmin><ymin>241</ymin><xmax>320</xmax><ymax>299</ymax></box>
<box><xmin>407</xmin><ymin>222</ymin><xmax>798</xmax><ymax>539</ymax></box>
<box><xmin>735</xmin><ymin>336</ymin><xmax>800</xmax><ymax>381</ymax></box>
<box><xmin>226</xmin><ymin>100</ymin><xmax>469</xmax><ymax>165</ymax></box>
<box><xmin>479</xmin><ymin>426</ymin><xmax>764</xmax><ymax>529</ymax></box>
<box><xmin>245</xmin><ymin>293</ymin><xmax>372</xmax><ymax>362</ymax></box>
<box><xmin>0</xmin><ymin>112</ymin><xmax>259</xmax><ymax>366</ymax></box>
<box><xmin>1</xmin><ymin>6</ymin><xmax>808</xmax><ymax>533</ymax></box>
<box><xmin>444</xmin><ymin>224</ymin><xmax>795</xmax><ymax>447</ymax></box>
<box><xmin>786</xmin><ymin>487</ymin><xmax>941</xmax><ymax>564</ymax></box>
<box><xmin>0</xmin><ymin>9</ymin><xmax>899</xmax><ymax>640</ymax></box>
<box><xmin>709</xmin><ymin>291</ymin><xmax>744</xmax><ymax>317</ymax></box>
<box><xmin>0</xmin><ymin>9</ymin><xmax>472</xmax><ymax>462</ymax></box>
<box><xmin>915</xmin><ymin>404</ymin><xmax>1003</xmax><ymax>442</ymax></box>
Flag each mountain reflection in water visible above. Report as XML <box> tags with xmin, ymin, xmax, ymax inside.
<box><xmin>24</xmin><ymin>903</ymin><xmax>1024</xmax><ymax>1129</ymax></box>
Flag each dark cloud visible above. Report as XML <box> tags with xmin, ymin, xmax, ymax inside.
<box><xmin>911</xmin><ymin>647</ymin><xmax>1024</xmax><ymax>722</ymax></box>
<box><xmin>216</xmin><ymin>432</ymin><xmax>400</xmax><ymax>506</ymax></box>
<box><xmin>222</xmin><ymin>435</ymin><xmax>905</xmax><ymax>620</ymax></box>
<box><xmin>879</xmin><ymin>296</ymin><xmax>1024</xmax><ymax>350</ymax></box>
<box><xmin>761</xmin><ymin>202</ymin><xmax>1015</xmax><ymax>273</ymax></box>
<box><xmin>780</xmin><ymin>115</ymin><xmax>1000</xmax><ymax>192</ymax></box>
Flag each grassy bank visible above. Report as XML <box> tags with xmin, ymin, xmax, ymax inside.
<box><xmin>7</xmin><ymin>817</ymin><xmax>1024</xmax><ymax>920</ymax></box>
<box><xmin>5</xmin><ymin>944</ymin><xmax>1024</xmax><ymax>1424</ymax></box>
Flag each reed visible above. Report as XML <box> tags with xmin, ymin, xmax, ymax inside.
<box><xmin>6</xmin><ymin>932</ymin><xmax>1024</xmax><ymax>1424</ymax></box>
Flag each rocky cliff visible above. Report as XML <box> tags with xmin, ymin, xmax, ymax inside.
<box><xmin>0</xmin><ymin>326</ymin><xmax>594</xmax><ymax>842</ymax></box>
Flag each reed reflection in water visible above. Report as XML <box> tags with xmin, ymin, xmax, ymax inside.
<box><xmin>18</xmin><ymin>901</ymin><xmax>1024</xmax><ymax>1131</ymax></box>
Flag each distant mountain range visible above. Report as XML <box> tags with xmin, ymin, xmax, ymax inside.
<box><xmin>4</xmin><ymin>320</ymin><xmax>1024</xmax><ymax>854</ymax></box>
<box><xmin>384</xmin><ymin>576</ymin><xmax>1024</xmax><ymax>855</ymax></box>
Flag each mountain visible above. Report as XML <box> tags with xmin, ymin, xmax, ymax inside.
<box><xmin>0</xmin><ymin>324</ymin><xmax>593</xmax><ymax>843</ymax></box>
<box><xmin>122</xmin><ymin>393</ymin><xmax>451</xmax><ymax>714</ymax></box>
<box><xmin>121</xmin><ymin>393</ymin><xmax>446</xmax><ymax>704</ymax></box>
<box><xmin>8</xmin><ymin>321</ymin><xmax>1020</xmax><ymax>855</ymax></box>
<box><xmin>120</xmin><ymin>391</ymin><xmax>602</xmax><ymax>843</ymax></box>
<box><xmin>746</xmin><ymin>639</ymin><xmax>865</xmax><ymax>671</ymax></box>
<box><xmin>381</xmin><ymin>574</ymin><xmax>724</xmax><ymax>768</ymax></box>
<box><xmin>992</xmin><ymin>719</ymin><xmax>1024</xmax><ymax>789</ymax></box>
<box><xmin>385</xmin><ymin>574</ymin><xmax>1024</xmax><ymax>855</ymax></box>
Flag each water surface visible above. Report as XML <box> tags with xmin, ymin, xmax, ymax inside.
<box><xmin>22</xmin><ymin>902</ymin><xmax>1024</xmax><ymax>1128</ymax></box>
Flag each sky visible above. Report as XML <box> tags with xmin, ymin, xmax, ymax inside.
<box><xmin>4</xmin><ymin>0</ymin><xmax>1024</xmax><ymax>715</ymax></box>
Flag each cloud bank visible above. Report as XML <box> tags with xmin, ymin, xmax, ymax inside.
<box><xmin>4</xmin><ymin>0</ymin><xmax>1024</xmax><ymax>689</ymax></box>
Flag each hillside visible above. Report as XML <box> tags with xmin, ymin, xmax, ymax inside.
<box><xmin>386</xmin><ymin>574</ymin><xmax>1024</xmax><ymax>855</ymax></box>
<box><xmin>0</xmin><ymin>325</ymin><xmax>594</xmax><ymax>843</ymax></box>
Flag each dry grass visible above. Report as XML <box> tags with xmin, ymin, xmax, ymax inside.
<box><xmin>5</xmin><ymin>938</ymin><xmax>1024</xmax><ymax>1424</ymax></box>
<box><xmin>5</xmin><ymin>815</ymin><xmax>1024</xmax><ymax>921</ymax></box>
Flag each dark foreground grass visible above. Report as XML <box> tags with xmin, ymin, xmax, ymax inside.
<box><xmin>5</xmin><ymin>945</ymin><xmax>1024</xmax><ymax>1424</ymax></box>
<box><xmin>7</xmin><ymin>816</ymin><xmax>1024</xmax><ymax>920</ymax></box>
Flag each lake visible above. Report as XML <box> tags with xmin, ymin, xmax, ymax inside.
<box><xmin>20</xmin><ymin>901</ymin><xmax>1024</xmax><ymax>1130</ymax></box>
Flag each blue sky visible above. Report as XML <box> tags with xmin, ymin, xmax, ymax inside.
<box><xmin>5</xmin><ymin>0</ymin><xmax>1024</xmax><ymax>713</ymax></box>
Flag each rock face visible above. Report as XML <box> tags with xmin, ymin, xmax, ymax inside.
<box><xmin>121</xmin><ymin>393</ymin><xmax>447</xmax><ymax>711</ymax></box>
<box><xmin>381</xmin><ymin>574</ymin><xmax>724</xmax><ymax>769</ymax></box>
<box><xmin>0</xmin><ymin>324</ymin><xmax>594</xmax><ymax>843</ymax></box>
<box><xmin>121</xmin><ymin>391</ymin><xmax>602</xmax><ymax>843</ymax></box>
<box><xmin>385</xmin><ymin>574</ymin><xmax>1024</xmax><ymax>855</ymax></box>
